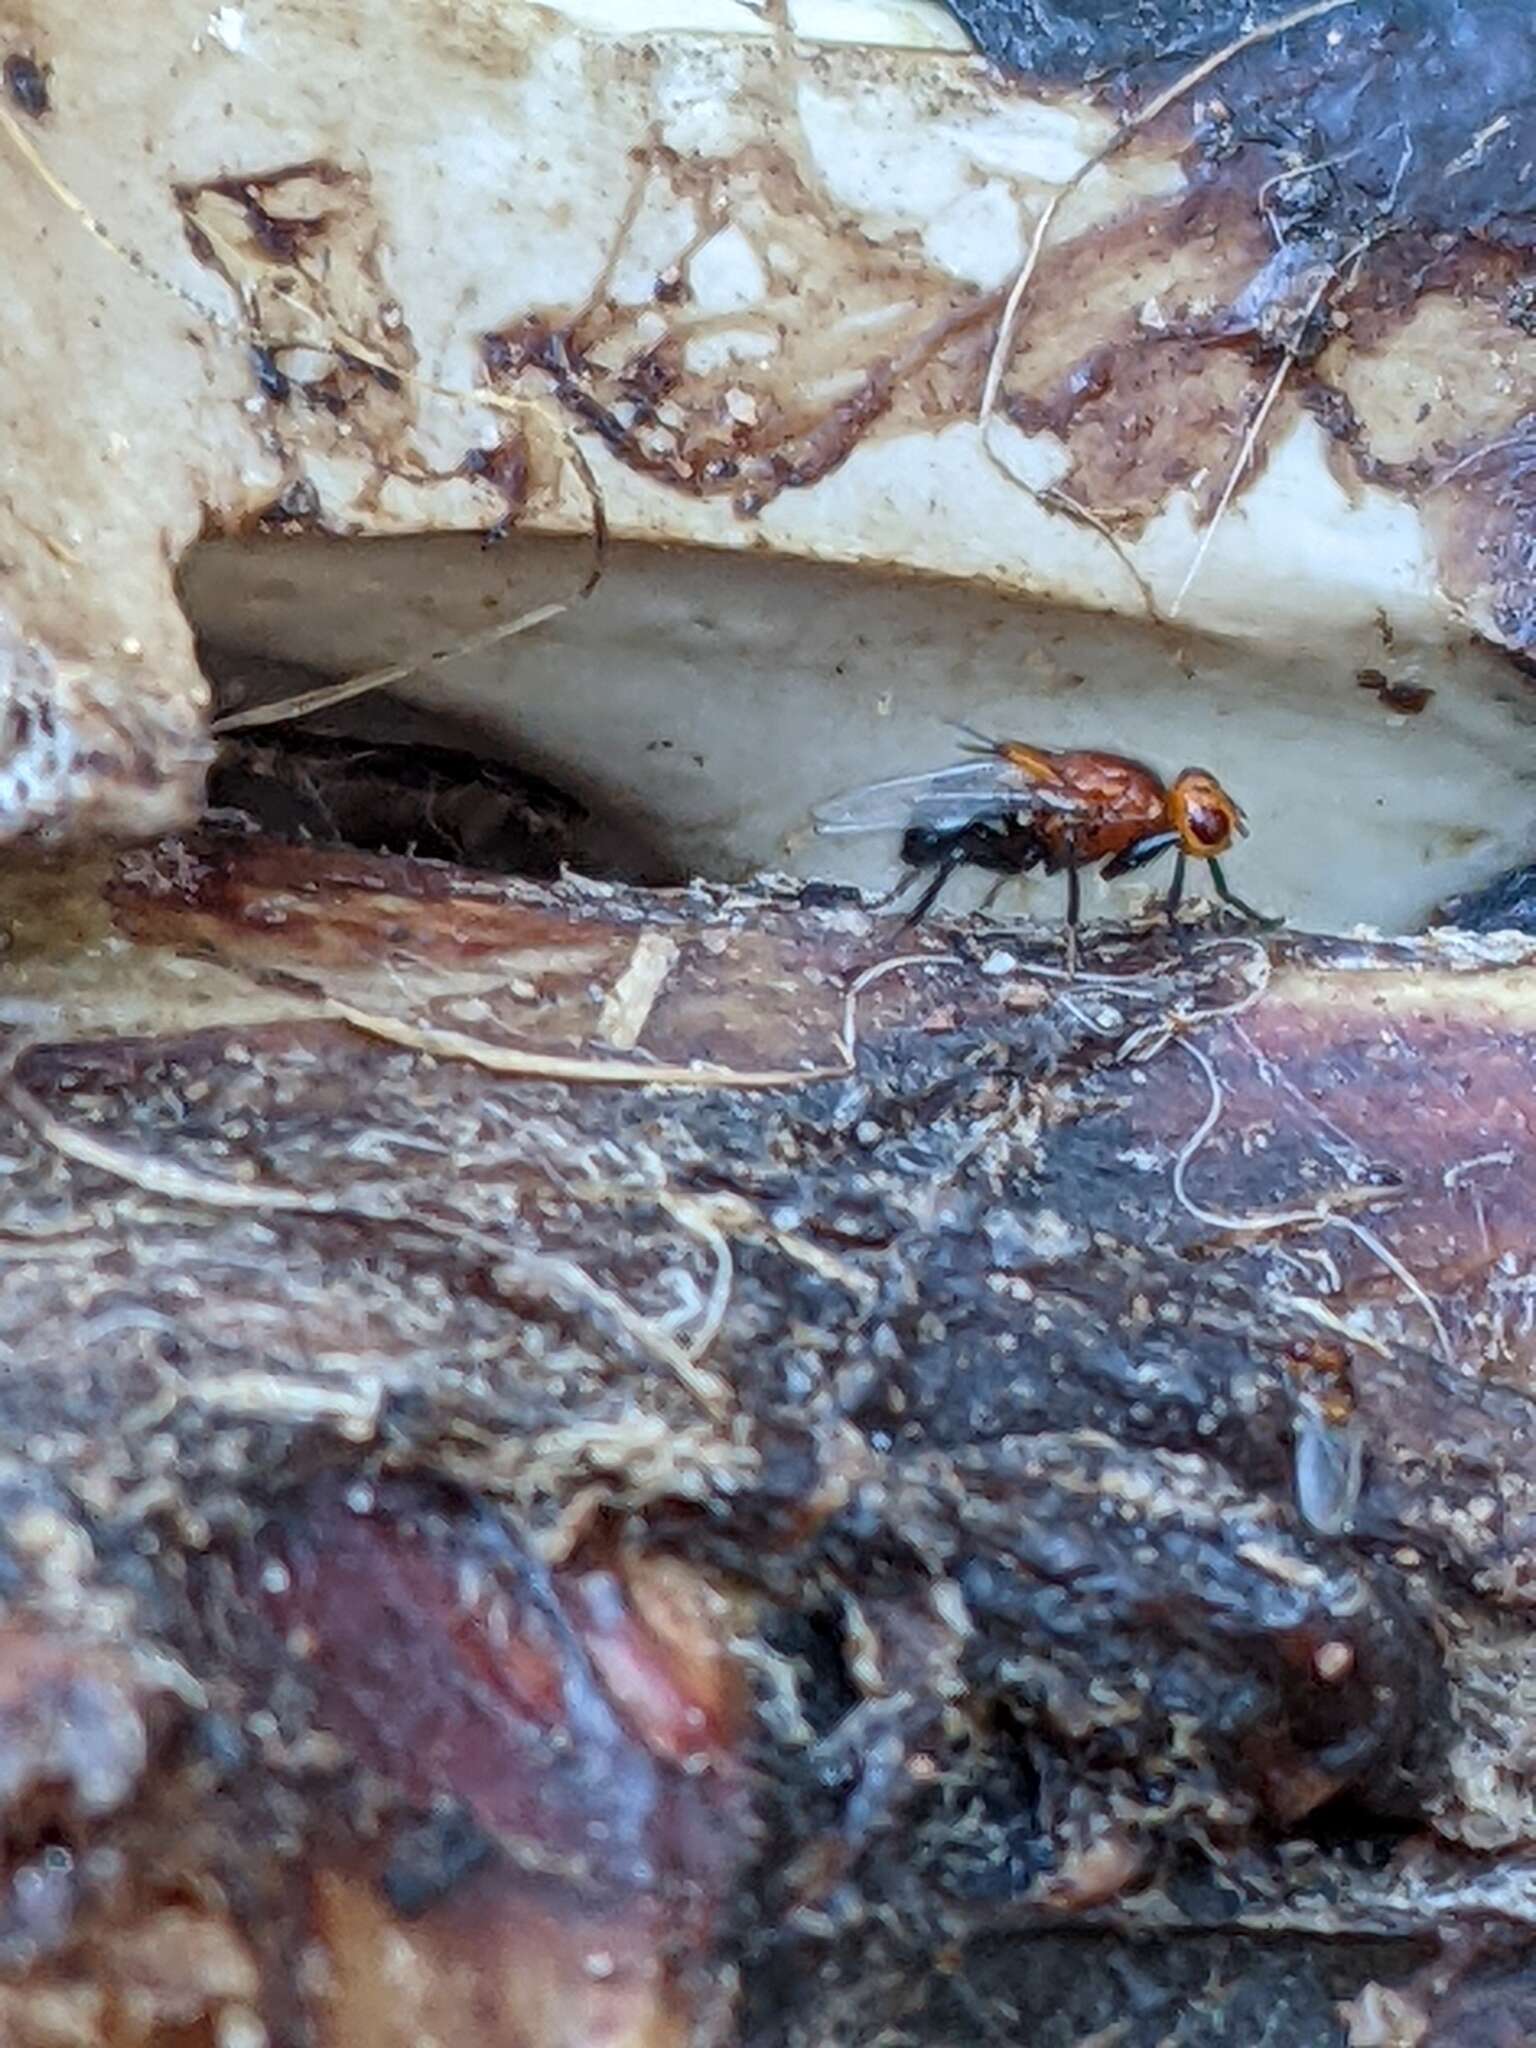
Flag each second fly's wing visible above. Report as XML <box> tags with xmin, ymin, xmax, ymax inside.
<box><xmin>812</xmin><ymin>758</ymin><xmax>1083</xmax><ymax>837</ymax></box>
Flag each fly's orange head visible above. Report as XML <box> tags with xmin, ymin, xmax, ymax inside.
<box><xmin>1169</xmin><ymin>770</ymin><xmax>1245</xmax><ymax>859</ymax></box>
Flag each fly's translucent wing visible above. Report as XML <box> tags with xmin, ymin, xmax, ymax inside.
<box><xmin>812</xmin><ymin>758</ymin><xmax>1082</xmax><ymax>837</ymax></box>
<box><xmin>1292</xmin><ymin>1396</ymin><xmax>1364</xmax><ymax>1537</ymax></box>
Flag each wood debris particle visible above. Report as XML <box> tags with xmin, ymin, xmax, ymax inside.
<box><xmin>597</xmin><ymin>931</ymin><xmax>679</xmax><ymax>1050</ymax></box>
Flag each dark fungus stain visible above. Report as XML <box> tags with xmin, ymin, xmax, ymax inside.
<box><xmin>248</xmin><ymin>345</ymin><xmax>291</xmax><ymax>405</ymax></box>
<box><xmin>1429</xmin><ymin>420</ymin><xmax>1536</xmax><ymax>658</ymax></box>
<box><xmin>256</xmin><ymin>476</ymin><xmax>321</xmax><ymax>531</ymax></box>
<box><xmin>944</xmin><ymin>2</ymin><xmax>1536</xmax><ymax>251</ymax></box>
<box><xmin>1425</xmin><ymin>1966</ymin><xmax>1536</xmax><ymax>2047</ymax></box>
<box><xmin>486</xmin><ymin>293</ymin><xmax>995</xmax><ymax>518</ymax></box>
<box><xmin>1356</xmin><ymin>668</ymin><xmax>1434</xmax><ymax>714</ymax></box>
<box><xmin>481</xmin><ymin>139</ymin><xmax>1003</xmax><ymax>518</ymax></box>
<box><xmin>3</xmin><ymin>50</ymin><xmax>48</xmax><ymax>117</ymax></box>
<box><xmin>1508</xmin><ymin>282</ymin><xmax>1536</xmax><ymax>337</ymax></box>
<box><xmin>188</xmin><ymin>160</ymin><xmax>348</xmax><ymax>265</ymax></box>
<box><xmin>381</xmin><ymin>1804</ymin><xmax>499</xmax><ymax>1919</ymax></box>
<box><xmin>1437</xmin><ymin>860</ymin><xmax>1536</xmax><ymax>936</ymax></box>
<box><xmin>336</xmin><ymin>347</ymin><xmax>401</xmax><ymax>396</ymax></box>
<box><xmin>941</xmin><ymin>0</ymin><xmax>1277</xmax><ymax>77</ymax></box>
<box><xmin>3</xmin><ymin>51</ymin><xmax>50</xmax><ymax>118</ymax></box>
<box><xmin>461</xmin><ymin>436</ymin><xmax>529</xmax><ymax>545</ymax></box>
<box><xmin>937</xmin><ymin>4</ymin><xmax>1536</xmax><ymax>659</ymax></box>
<box><xmin>1004</xmin><ymin>343</ymin><xmax>1116</xmax><ymax>439</ymax></box>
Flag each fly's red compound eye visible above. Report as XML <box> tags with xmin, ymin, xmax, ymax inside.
<box><xmin>1185</xmin><ymin>799</ymin><xmax>1229</xmax><ymax>849</ymax></box>
<box><xmin>1171</xmin><ymin>773</ymin><xmax>1238</xmax><ymax>856</ymax></box>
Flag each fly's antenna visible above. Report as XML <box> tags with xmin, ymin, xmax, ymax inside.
<box><xmin>945</xmin><ymin>719</ymin><xmax>1003</xmax><ymax>755</ymax></box>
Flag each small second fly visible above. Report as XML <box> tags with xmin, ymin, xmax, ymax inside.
<box><xmin>813</xmin><ymin>728</ymin><xmax>1273</xmax><ymax>961</ymax></box>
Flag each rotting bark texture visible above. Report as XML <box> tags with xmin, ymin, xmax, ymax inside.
<box><xmin>0</xmin><ymin>833</ymin><xmax>1535</xmax><ymax>2041</ymax></box>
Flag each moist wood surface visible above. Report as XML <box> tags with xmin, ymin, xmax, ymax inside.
<box><xmin>0</xmin><ymin>834</ymin><xmax>1535</xmax><ymax>2043</ymax></box>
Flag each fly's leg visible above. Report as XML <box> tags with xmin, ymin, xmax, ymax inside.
<box><xmin>1164</xmin><ymin>851</ymin><xmax>1192</xmax><ymax>954</ymax></box>
<box><xmin>1063</xmin><ymin>855</ymin><xmax>1081</xmax><ymax>979</ymax></box>
<box><xmin>1209</xmin><ymin>856</ymin><xmax>1282</xmax><ymax>930</ymax></box>
<box><xmin>869</xmin><ymin>866</ymin><xmax>920</xmax><ymax>911</ymax></box>
<box><xmin>896</xmin><ymin>852</ymin><xmax>965</xmax><ymax>933</ymax></box>
<box><xmin>977</xmin><ymin>873</ymin><xmax>1014</xmax><ymax>917</ymax></box>
<box><xmin>1164</xmin><ymin>852</ymin><xmax>1187</xmax><ymax>922</ymax></box>
<box><xmin>976</xmin><ymin>823</ymin><xmax>1045</xmax><ymax>923</ymax></box>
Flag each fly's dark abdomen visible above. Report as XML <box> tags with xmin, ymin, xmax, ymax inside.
<box><xmin>900</xmin><ymin>817</ymin><xmax>1046</xmax><ymax>875</ymax></box>
<box><xmin>968</xmin><ymin>818</ymin><xmax>1048</xmax><ymax>875</ymax></box>
<box><xmin>900</xmin><ymin>823</ymin><xmax>958</xmax><ymax>867</ymax></box>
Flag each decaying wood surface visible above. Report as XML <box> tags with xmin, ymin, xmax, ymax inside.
<box><xmin>0</xmin><ymin>830</ymin><xmax>1535</xmax><ymax>2042</ymax></box>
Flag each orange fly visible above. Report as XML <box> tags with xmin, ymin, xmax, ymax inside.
<box><xmin>813</xmin><ymin>726</ymin><xmax>1273</xmax><ymax>961</ymax></box>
